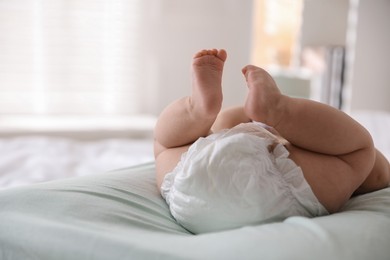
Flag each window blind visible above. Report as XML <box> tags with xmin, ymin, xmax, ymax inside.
<box><xmin>0</xmin><ymin>0</ymin><xmax>143</xmax><ymax>115</ymax></box>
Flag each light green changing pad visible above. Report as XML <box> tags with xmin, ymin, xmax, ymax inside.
<box><xmin>1</xmin><ymin>162</ymin><xmax>390</xmax><ymax>259</ymax></box>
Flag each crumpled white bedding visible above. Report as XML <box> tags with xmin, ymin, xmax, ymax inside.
<box><xmin>1</xmin><ymin>162</ymin><xmax>389</xmax><ymax>260</ymax></box>
<box><xmin>0</xmin><ymin>136</ymin><xmax>154</xmax><ymax>189</ymax></box>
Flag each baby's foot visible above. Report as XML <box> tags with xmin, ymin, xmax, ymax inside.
<box><xmin>191</xmin><ymin>49</ymin><xmax>227</xmax><ymax>117</ymax></box>
<box><xmin>242</xmin><ymin>65</ymin><xmax>284</xmax><ymax>127</ymax></box>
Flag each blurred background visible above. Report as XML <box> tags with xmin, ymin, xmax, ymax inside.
<box><xmin>0</xmin><ymin>0</ymin><xmax>389</xmax><ymax>188</ymax></box>
<box><xmin>0</xmin><ymin>0</ymin><xmax>389</xmax><ymax>137</ymax></box>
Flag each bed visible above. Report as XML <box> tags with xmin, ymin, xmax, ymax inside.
<box><xmin>0</xmin><ymin>111</ymin><xmax>389</xmax><ymax>260</ymax></box>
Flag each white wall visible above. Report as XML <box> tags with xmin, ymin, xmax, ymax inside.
<box><xmin>348</xmin><ymin>0</ymin><xmax>390</xmax><ymax>112</ymax></box>
<box><xmin>136</xmin><ymin>0</ymin><xmax>390</xmax><ymax>116</ymax></box>
<box><xmin>137</xmin><ymin>0</ymin><xmax>254</xmax><ymax>115</ymax></box>
<box><xmin>300</xmin><ymin>0</ymin><xmax>390</xmax><ymax>112</ymax></box>
<box><xmin>296</xmin><ymin>0</ymin><xmax>350</xmax><ymax>105</ymax></box>
<box><xmin>300</xmin><ymin>0</ymin><xmax>349</xmax><ymax>48</ymax></box>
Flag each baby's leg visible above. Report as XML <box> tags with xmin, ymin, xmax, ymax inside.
<box><xmin>154</xmin><ymin>49</ymin><xmax>227</xmax><ymax>188</ymax></box>
<box><xmin>211</xmin><ymin>106</ymin><xmax>251</xmax><ymax>132</ymax></box>
<box><xmin>242</xmin><ymin>65</ymin><xmax>377</xmax><ymax>213</ymax></box>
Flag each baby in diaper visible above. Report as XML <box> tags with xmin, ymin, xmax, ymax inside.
<box><xmin>160</xmin><ymin>122</ymin><xmax>328</xmax><ymax>233</ymax></box>
<box><xmin>154</xmin><ymin>49</ymin><xmax>390</xmax><ymax>234</ymax></box>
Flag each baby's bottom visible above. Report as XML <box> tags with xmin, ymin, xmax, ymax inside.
<box><xmin>161</xmin><ymin>123</ymin><xmax>328</xmax><ymax>234</ymax></box>
<box><xmin>214</xmin><ymin>107</ymin><xmax>390</xmax><ymax>206</ymax></box>
<box><xmin>354</xmin><ymin>149</ymin><xmax>390</xmax><ymax>194</ymax></box>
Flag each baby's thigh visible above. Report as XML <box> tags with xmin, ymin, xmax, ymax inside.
<box><xmin>211</xmin><ymin>106</ymin><xmax>251</xmax><ymax>132</ymax></box>
<box><xmin>155</xmin><ymin>144</ymin><xmax>190</xmax><ymax>189</ymax></box>
<box><xmin>286</xmin><ymin>144</ymin><xmax>370</xmax><ymax>213</ymax></box>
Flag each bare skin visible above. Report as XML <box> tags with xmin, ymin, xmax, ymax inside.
<box><xmin>154</xmin><ymin>49</ymin><xmax>226</xmax><ymax>187</ymax></box>
<box><xmin>154</xmin><ymin>49</ymin><xmax>390</xmax><ymax>214</ymax></box>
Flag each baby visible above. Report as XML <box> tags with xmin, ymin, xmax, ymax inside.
<box><xmin>154</xmin><ymin>49</ymin><xmax>390</xmax><ymax>234</ymax></box>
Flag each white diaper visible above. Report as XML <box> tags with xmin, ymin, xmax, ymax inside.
<box><xmin>161</xmin><ymin>122</ymin><xmax>328</xmax><ymax>234</ymax></box>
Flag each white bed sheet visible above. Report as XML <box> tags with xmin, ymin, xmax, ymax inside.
<box><xmin>1</xmin><ymin>162</ymin><xmax>389</xmax><ymax>260</ymax></box>
<box><xmin>0</xmin><ymin>136</ymin><xmax>154</xmax><ymax>189</ymax></box>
